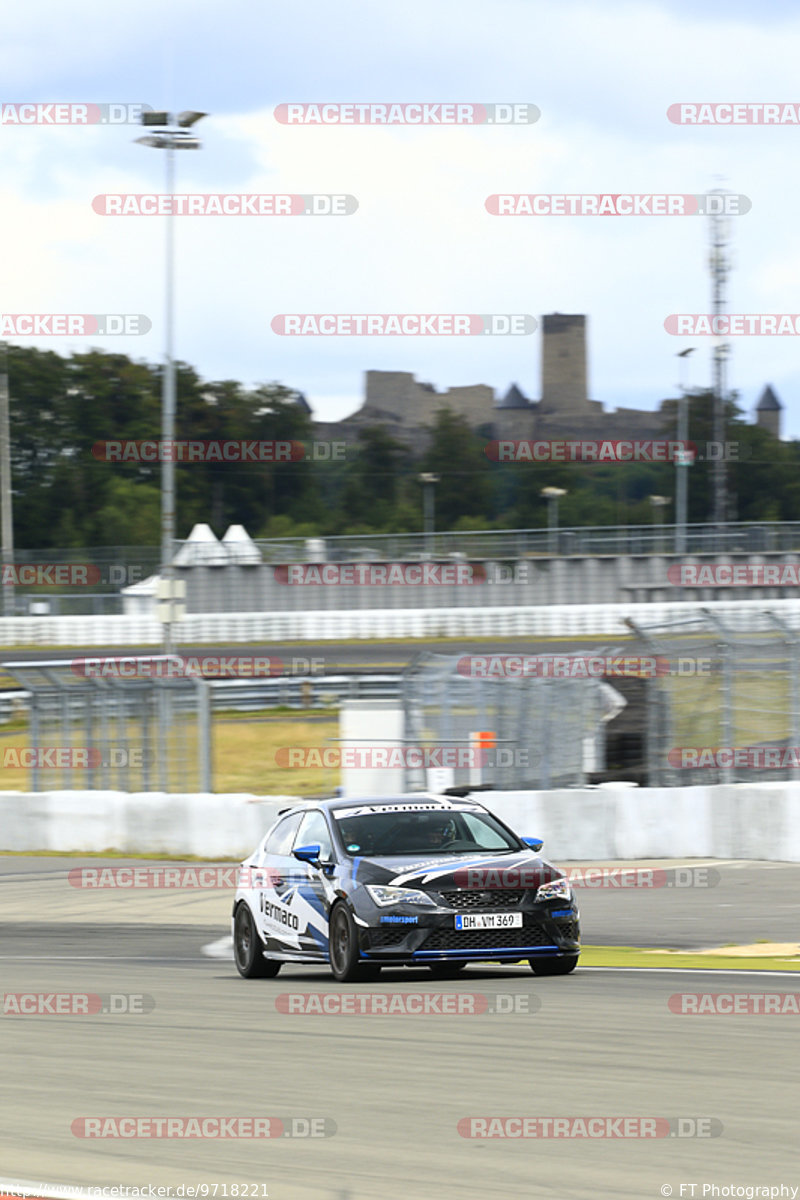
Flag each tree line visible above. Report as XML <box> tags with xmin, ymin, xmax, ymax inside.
<box><xmin>5</xmin><ymin>344</ymin><xmax>794</xmax><ymax>548</ymax></box>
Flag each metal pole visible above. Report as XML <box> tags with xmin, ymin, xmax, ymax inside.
<box><xmin>701</xmin><ymin>608</ymin><xmax>733</xmax><ymax>785</ymax></box>
<box><xmin>763</xmin><ymin>612</ymin><xmax>800</xmax><ymax>782</ymax></box>
<box><xmin>675</xmin><ymin>349</ymin><xmax>694</xmax><ymax>554</ymax></box>
<box><xmin>162</xmin><ymin>143</ymin><xmax>176</xmax><ymax>655</ymax></box>
<box><xmin>198</xmin><ymin>679</ymin><xmax>212</xmax><ymax>792</ymax></box>
<box><xmin>424</xmin><ymin>484</ymin><xmax>433</xmax><ymax>538</ymax></box>
<box><xmin>548</xmin><ymin>498</ymin><xmax>557</xmax><ymax>555</ymax></box>
<box><xmin>709</xmin><ymin>203</ymin><xmax>730</xmax><ymax>532</ymax></box>
<box><xmin>0</xmin><ymin>342</ymin><xmax>14</xmax><ymax>616</ymax></box>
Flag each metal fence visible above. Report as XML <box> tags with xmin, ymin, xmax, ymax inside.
<box><xmin>627</xmin><ymin>610</ymin><xmax>800</xmax><ymax>785</ymax></box>
<box><xmin>1</xmin><ymin>659</ymin><xmax>210</xmax><ymax>793</ymax></box>
<box><xmin>11</xmin><ymin>522</ymin><xmax>800</xmax><ymax>615</ymax></box>
<box><xmin>251</xmin><ymin>522</ymin><xmax>800</xmax><ymax>563</ymax></box>
<box><xmin>400</xmin><ymin>653</ymin><xmax>626</xmax><ymax>791</ymax></box>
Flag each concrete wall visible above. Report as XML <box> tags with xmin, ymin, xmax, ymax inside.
<box><xmin>8</xmin><ymin>596</ymin><xmax>800</xmax><ymax>645</ymax></box>
<box><xmin>2</xmin><ymin>785</ymin><xmax>799</xmax><ymax>860</ymax></box>
<box><xmin>145</xmin><ymin>554</ymin><xmax>800</xmax><ymax>615</ymax></box>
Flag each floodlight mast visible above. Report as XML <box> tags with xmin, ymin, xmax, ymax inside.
<box><xmin>135</xmin><ymin>110</ymin><xmax>207</xmax><ymax>653</ymax></box>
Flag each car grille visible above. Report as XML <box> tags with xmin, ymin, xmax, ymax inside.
<box><xmin>555</xmin><ymin>919</ymin><xmax>580</xmax><ymax>941</ymax></box>
<box><xmin>369</xmin><ymin>927</ymin><xmax>410</xmax><ymax>948</ymax></box>
<box><xmin>421</xmin><ymin>924</ymin><xmax>551</xmax><ymax>951</ymax></box>
<box><xmin>439</xmin><ymin>889</ymin><xmax>526</xmax><ymax>909</ymax></box>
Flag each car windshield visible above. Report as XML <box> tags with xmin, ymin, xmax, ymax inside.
<box><xmin>333</xmin><ymin>808</ymin><xmax>521</xmax><ymax>856</ymax></box>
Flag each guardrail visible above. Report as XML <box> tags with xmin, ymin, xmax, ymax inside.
<box><xmin>0</xmin><ymin>674</ymin><xmax>404</xmax><ymax>722</ymax></box>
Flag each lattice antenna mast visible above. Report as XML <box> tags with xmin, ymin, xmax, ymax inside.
<box><xmin>709</xmin><ymin>190</ymin><xmax>732</xmax><ymax>525</ymax></box>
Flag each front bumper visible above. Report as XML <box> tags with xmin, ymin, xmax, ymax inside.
<box><xmin>358</xmin><ymin>901</ymin><xmax>580</xmax><ymax>963</ymax></box>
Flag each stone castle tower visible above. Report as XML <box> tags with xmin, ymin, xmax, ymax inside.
<box><xmin>755</xmin><ymin>385</ymin><xmax>782</xmax><ymax>439</ymax></box>
<box><xmin>540</xmin><ymin>313</ymin><xmax>590</xmax><ymax>412</ymax></box>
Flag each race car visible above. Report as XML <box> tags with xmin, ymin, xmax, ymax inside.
<box><xmin>232</xmin><ymin>793</ymin><xmax>580</xmax><ymax>982</ymax></box>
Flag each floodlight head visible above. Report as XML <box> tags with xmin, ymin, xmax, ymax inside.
<box><xmin>135</xmin><ymin>134</ymin><xmax>170</xmax><ymax>148</ymax></box>
<box><xmin>177</xmin><ymin>110</ymin><xmax>207</xmax><ymax>128</ymax></box>
<box><xmin>141</xmin><ymin>111</ymin><xmax>171</xmax><ymax>126</ymax></box>
<box><xmin>135</xmin><ymin>133</ymin><xmax>201</xmax><ymax>150</ymax></box>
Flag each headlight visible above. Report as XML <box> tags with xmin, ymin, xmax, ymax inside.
<box><xmin>366</xmin><ymin>885</ymin><xmax>436</xmax><ymax>907</ymax></box>
<box><xmin>535</xmin><ymin>877</ymin><xmax>572</xmax><ymax>903</ymax></box>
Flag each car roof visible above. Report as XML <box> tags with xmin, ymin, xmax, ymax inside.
<box><xmin>277</xmin><ymin>794</ymin><xmax>488</xmax><ymax>817</ymax></box>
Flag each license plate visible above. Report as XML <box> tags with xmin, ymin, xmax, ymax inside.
<box><xmin>455</xmin><ymin>912</ymin><xmax>523</xmax><ymax>930</ymax></box>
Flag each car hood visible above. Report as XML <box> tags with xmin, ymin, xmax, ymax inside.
<box><xmin>350</xmin><ymin>850</ymin><xmax>563</xmax><ymax>892</ymax></box>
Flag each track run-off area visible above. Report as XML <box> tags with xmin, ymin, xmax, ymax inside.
<box><xmin>1</xmin><ymin>857</ymin><xmax>798</xmax><ymax>1200</ymax></box>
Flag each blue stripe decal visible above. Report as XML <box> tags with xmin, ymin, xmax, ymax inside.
<box><xmin>412</xmin><ymin>945</ymin><xmax>562</xmax><ymax>958</ymax></box>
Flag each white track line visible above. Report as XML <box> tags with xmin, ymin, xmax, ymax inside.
<box><xmin>201</xmin><ymin>934</ymin><xmax>234</xmax><ymax>959</ymax></box>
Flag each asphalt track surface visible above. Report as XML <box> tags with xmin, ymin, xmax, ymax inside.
<box><xmin>1</xmin><ymin>858</ymin><xmax>799</xmax><ymax>1199</ymax></box>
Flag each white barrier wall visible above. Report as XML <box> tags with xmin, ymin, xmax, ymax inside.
<box><xmin>5</xmin><ymin>596</ymin><xmax>800</xmax><ymax>644</ymax></box>
<box><xmin>2</xmin><ymin>785</ymin><xmax>800</xmax><ymax>860</ymax></box>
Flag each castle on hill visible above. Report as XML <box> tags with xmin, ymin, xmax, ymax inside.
<box><xmin>312</xmin><ymin>314</ymin><xmax>782</xmax><ymax>445</ymax></box>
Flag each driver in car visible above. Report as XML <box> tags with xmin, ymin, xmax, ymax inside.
<box><xmin>420</xmin><ymin>818</ymin><xmax>457</xmax><ymax>850</ymax></box>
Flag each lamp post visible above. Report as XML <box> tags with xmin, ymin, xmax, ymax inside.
<box><xmin>419</xmin><ymin>473</ymin><xmax>440</xmax><ymax>554</ymax></box>
<box><xmin>541</xmin><ymin>486</ymin><xmax>567</xmax><ymax>555</ymax></box>
<box><xmin>0</xmin><ymin>341</ymin><xmax>12</xmax><ymax>617</ymax></box>
<box><xmin>675</xmin><ymin>348</ymin><xmax>695</xmax><ymax>555</ymax></box>
<box><xmin>135</xmin><ymin>109</ymin><xmax>206</xmax><ymax>653</ymax></box>
<box><xmin>649</xmin><ymin>494</ymin><xmax>670</xmax><ymax>552</ymax></box>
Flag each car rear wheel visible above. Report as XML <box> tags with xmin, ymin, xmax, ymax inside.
<box><xmin>529</xmin><ymin>955</ymin><xmax>579</xmax><ymax>976</ymax></box>
<box><xmin>427</xmin><ymin>962</ymin><xmax>468</xmax><ymax>978</ymax></box>
<box><xmin>328</xmin><ymin>902</ymin><xmax>367</xmax><ymax>982</ymax></box>
<box><xmin>234</xmin><ymin>904</ymin><xmax>282</xmax><ymax>979</ymax></box>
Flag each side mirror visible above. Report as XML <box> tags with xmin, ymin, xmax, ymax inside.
<box><xmin>293</xmin><ymin>843</ymin><xmax>322</xmax><ymax>864</ymax></box>
<box><xmin>522</xmin><ymin>837</ymin><xmax>543</xmax><ymax>852</ymax></box>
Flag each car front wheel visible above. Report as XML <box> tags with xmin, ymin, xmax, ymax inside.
<box><xmin>529</xmin><ymin>955</ymin><xmax>579</xmax><ymax>976</ymax></box>
<box><xmin>328</xmin><ymin>902</ymin><xmax>367</xmax><ymax>982</ymax></box>
<box><xmin>234</xmin><ymin>904</ymin><xmax>281</xmax><ymax>978</ymax></box>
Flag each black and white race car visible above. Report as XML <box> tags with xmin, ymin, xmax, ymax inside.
<box><xmin>232</xmin><ymin>794</ymin><xmax>580</xmax><ymax>982</ymax></box>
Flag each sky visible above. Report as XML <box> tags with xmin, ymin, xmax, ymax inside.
<box><xmin>5</xmin><ymin>0</ymin><xmax>800</xmax><ymax>435</ymax></box>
